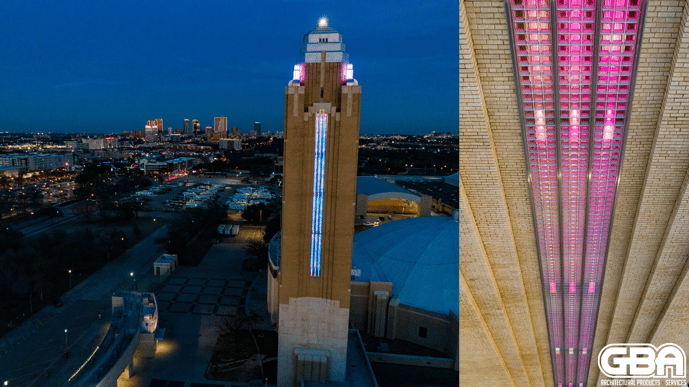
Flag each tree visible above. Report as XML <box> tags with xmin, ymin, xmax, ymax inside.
<box><xmin>216</xmin><ymin>310</ymin><xmax>261</xmax><ymax>341</ymax></box>
<box><xmin>245</xmin><ymin>241</ymin><xmax>269</xmax><ymax>263</ymax></box>
<box><xmin>73</xmin><ymin>200</ymin><xmax>97</xmax><ymax>222</ymax></box>
<box><xmin>37</xmin><ymin>206</ymin><xmax>63</xmax><ymax>224</ymax></box>
<box><xmin>156</xmin><ymin>230</ymin><xmax>188</xmax><ymax>257</ymax></box>
<box><xmin>0</xmin><ymin>188</ymin><xmax>13</xmax><ymax>219</ymax></box>
<box><xmin>242</xmin><ymin>203</ymin><xmax>273</xmax><ymax>225</ymax></box>
<box><xmin>12</xmin><ymin>274</ymin><xmax>37</xmax><ymax>313</ymax></box>
<box><xmin>102</xmin><ymin>228</ymin><xmax>126</xmax><ymax>260</ymax></box>
<box><xmin>25</xmin><ymin>187</ymin><xmax>44</xmax><ymax>212</ymax></box>
<box><xmin>263</xmin><ymin>214</ymin><xmax>281</xmax><ymax>244</ymax></box>
<box><xmin>0</xmin><ymin>223</ymin><xmax>23</xmax><ymax>254</ymax></box>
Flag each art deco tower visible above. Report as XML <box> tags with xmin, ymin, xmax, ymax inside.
<box><xmin>277</xmin><ymin>17</ymin><xmax>361</xmax><ymax>386</ymax></box>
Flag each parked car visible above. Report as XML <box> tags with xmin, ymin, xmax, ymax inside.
<box><xmin>52</xmin><ymin>299</ymin><xmax>64</xmax><ymax>307</ymax></box>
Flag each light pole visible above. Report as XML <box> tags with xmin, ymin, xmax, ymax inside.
<box><xmin>130</xmin><ymin>272</ymin><xmax>134</xmax><ymax>291</ymax></box>
<box><xmin>68</xmin><ymin>269</ymin><xmax>72</xmax><ymax>288</ymax></box>
<box><xmin>64</xmin><ymin>329</ymin><xmax>68</xmax><ymax>358</ymax></box>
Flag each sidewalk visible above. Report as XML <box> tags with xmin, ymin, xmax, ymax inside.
<box><xmin>0</xmin><ymin>223</ymin><xmax>169</xmax><ymax>387</ymax></box>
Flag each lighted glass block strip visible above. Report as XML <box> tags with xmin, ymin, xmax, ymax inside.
<box><xmin>577</xmin><ymin>1</ymin><xmax>645</xmax><ymax>384</ymax></box>
<box><xmin>556</xmin><ymin>1</ymin><xmax>596</xmax><ymax>384</ymax></box>
<box><xmin>341</xmin><ymin>63</ymin><xmax>353</xmax><ymax>83</ymax></box>
<box><xmin>508</xmin><ymin>0</ymin><xmax>565</xmax><ymax>383</ymax></box>
<box><xmin>309</xmin><ymin>113</ymin><xmax>328</xmax><ymax>277</ymax></box>
<box><xmin>293</xmin><ymin>63</ymin><xmax>305</xmax><ymax>83</ymax></box>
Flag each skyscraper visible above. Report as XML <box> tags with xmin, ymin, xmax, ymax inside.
<box><xmin>214</xmin><ymin>116</ymin><xmax>227</xmax><ymax>134</ymax></box>
<box><xmin>144</xmin><ymin>125</ymin><xmax>158</xmax><ymax>142</ymax></box>
<box><xmin>254</xmin><ymin>122</ymin><xmax>261</xmax><ymax>136</ymax></box>
<box><xmin>192</xmin><ymin>119</ymin><xmax>200</xmax><ymax>136</ymax></box>
<box><xmin>277</xmin><ymin>18</ymin><xmax>361</xmax><ymax>386</ymax></box>
<box><xmin>231</xmin><ymin>127</ymin><xmax>239</xmax><ymax>138</ymax></box>
<box><xmin>184</xmin><ymin>119</ymin><xmax>189</xmax><ymax>134</ymax></box>
<box><xmin>146</xmin><ymin>118</ymin><xmax>163</xmax><ymax>140</ymax></box>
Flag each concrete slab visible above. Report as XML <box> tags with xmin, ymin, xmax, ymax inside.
<box><xmin>182</xmin><ymin>286</ymin><xmax>203</xmax><ymax>294</ymax></box>
<box><xmin>220</xmin><ymin>296</ymin><xmax>241</xmax><ymax>305</ymax></box>
<box><xmin>203</xmin><ymin>287</ymin><xmax>223</xmax><ymax>295</ymax></box>
<box><xmin>199</xmin><ymin>295</ymin><xmax>220</xmax><ymax>304</ymax></box>
<box><xmin>223</xmin><ymin>288</ymin><xmax>244</xmax><ymax>296</ymax></box>
<box><xmin>207</xmin><ymin>279</ymin><xmax>226</xmax><ymax>287</ymax></box>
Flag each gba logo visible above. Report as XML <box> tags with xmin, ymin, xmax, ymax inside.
<box><xmin>598</xmin><ymin>343</ymin><xmax>686</xmax><ymax>379</ymax></box>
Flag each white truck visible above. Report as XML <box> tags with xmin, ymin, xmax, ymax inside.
<box><xmin>231</xmin><ymin>224</ymin><xmax>239</xmax><ymax>236</ymax></box>
<box><xmin>217</xmin><ymin>225</ymin><xmax>226</xmax><ymax>235</ymax></box>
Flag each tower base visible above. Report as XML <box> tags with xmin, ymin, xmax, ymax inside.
<box><xmin>277</xmin><ymin>297</ymin><xmax>350</xmax><ymax>387</ymax></box>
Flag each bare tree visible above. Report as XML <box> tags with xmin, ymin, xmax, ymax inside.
<box><xmin>216</xmin><ymin>310</ymin><xmax>261</xmax><ymax>341</ymax></box>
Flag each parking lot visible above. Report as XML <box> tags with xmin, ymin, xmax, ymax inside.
<box><xmin>117</xmin><ymin>177</ymin><xmax>282</xmax><ymax>214</ymax></box>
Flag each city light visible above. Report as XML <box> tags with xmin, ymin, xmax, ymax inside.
<box><xmin>318</xmin><ymin>17</ymin><xmax>328</xmax><ymax>27</ymax></box>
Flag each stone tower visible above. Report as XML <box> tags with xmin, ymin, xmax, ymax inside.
<box><xmin>277</xmin><ymin>17</ymin><xmax>362</xmax><ymax>386</ymax></box>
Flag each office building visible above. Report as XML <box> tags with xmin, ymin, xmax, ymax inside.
<box><xmin>219</xmin><ymin>139</ymin><xmax>241</xmax><ymax>151</ymax></box>
<box><xmin>275</xmin><ymin>18</ymin><xmax>361</xmax><ymax>386</ymax></box>
<box><xmin>147</xmin><ymin>118</ymin><xmax>163</xmax><ymax>138</ymax></box>
<box><xmin>254</xmin><ymin>122</ymin><xmax>261</xmax><ymax>136</ymax></box>
<box><xmin>0</xmin><ymin>153</ymin><xmax>74</xmax><ymax>171</ymax></box>
<box><xmin>460</xmin><ymin>1</ymin><xmax>689</xmax><ymax>386</ymax></box>
<box><xmin>214</xmin><ymin>116</ymin><xmax>227</xmax><ymax>135</ymax></box>
<box><xmin>144</xmin><ymin>125</ymin><xmax>158</xmax><ymax>142</ymax></box>
<box><xmin>192</xmin><ymin>119</ymin><xmax>200</xmax><ymax>136</ymax></box>
<box><xmin>184</xmin><ymin>119</ymin><xmax>189</xmax><ymax>134</ymax></box>
<box><xmin>231</xmin><ymin>127</ymin><xmax>239</xmax><ymax>138</ymax></box>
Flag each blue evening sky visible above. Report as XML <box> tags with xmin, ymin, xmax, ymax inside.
<box><xmin>0</xmin><ymin>1</ymin><xmax>458</xmax><ymax>135</ymax></box>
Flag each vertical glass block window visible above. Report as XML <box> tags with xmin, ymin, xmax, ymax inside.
<box><xmin>310</xmin><ymin>113</ymin><xmax>328</xmax><ymax>277</ymax></box>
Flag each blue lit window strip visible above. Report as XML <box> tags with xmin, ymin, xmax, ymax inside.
<box><xmin>310</xmin><ymin>113</ymin><xmax>327</xmax><ymax>277</ymax></box>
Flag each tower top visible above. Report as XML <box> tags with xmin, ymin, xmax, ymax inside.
<box><xmin>299</xmin><ymin>18</ymin><xmax>348</xmax><ymax>64</ymax></box>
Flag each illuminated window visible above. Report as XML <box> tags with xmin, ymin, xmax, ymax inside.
<box><xmin>293</xmin><ymin>64</ymin><xmax>305</xmax><ymax>83</ymax></box>
<box><xmin>506</xmin><ymin>0</ymin><xmax>647</xmax><ymax>385</ymax></box>
<box><xmin>310</xmin><ymin>113</ymin><xmax>328</xmax><ymax>277</ymax></box>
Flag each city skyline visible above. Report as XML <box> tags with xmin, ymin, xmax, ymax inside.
<box><xmin>0</xmin><ymin>1</ymin><xmax>458</xmax><ymax>135</ymax></box>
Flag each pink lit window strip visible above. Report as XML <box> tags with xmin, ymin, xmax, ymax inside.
<box><xmin>510</xmin><ymin>0</ymin><xmax>645</xmax><ymax>386</ymax></box>
<box><xmin>577</xmin><ymin>1</ymin><xmax>643</xmax><ymax>384</ymax></box>
<box><xmin>557</xmin><ymin>1</ymin><xmax>596</xmax><ymax>384</ymax></box>
<box><xmin>510</xmin><ymin>0</ymin><xmax>565</xmax><ymax>383</ymax></box>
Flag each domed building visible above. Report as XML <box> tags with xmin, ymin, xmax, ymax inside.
<box><xmin>267</xmin><ymin>213</ymin><xmax>459</xmax><ymax>370</ymax></box>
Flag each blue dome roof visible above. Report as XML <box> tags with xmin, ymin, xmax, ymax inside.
<box><xmin>352</xmin><ymin>216</ymin><xmax>459</xmax><ymax>316</ymax></box>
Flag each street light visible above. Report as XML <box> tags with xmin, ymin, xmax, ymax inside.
<box><xmin>64</xmin><ymin>329</ymin><xmax>69</xmax><ymax>358</ymax></box>
<box><xmin>68</xmin><ymin>270</ymin><xmax>72</xmax><ymax>288</ymax></box>
<box><xmin>130</xmin><ymin>272</ymin><xmax>135</xmax><ymax>290</ymax></box>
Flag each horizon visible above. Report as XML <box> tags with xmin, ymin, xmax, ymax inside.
<box><xmin>0</xmin><ymin>1</ymin><xmax>458</xmax><ymax>135</ymax></box>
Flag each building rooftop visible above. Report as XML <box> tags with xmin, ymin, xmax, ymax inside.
<box><xmin>154</xmin><ymin>254</ymin><xmax>176</xmax><ymax>264</ymax></box>
<box><xmin>356</xmin><ymin>176</ymin><xmax>420</xmax><ymax>202</ymax></box>
<box><xmin>306</xmin><ymin>25</ymin><xmax>340</xmax><ymax>35</ymax></box>
<box><xmin>351</xmin><ymin>216</ymin><xmax>458</xmax><ymax>316</ymax></box>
